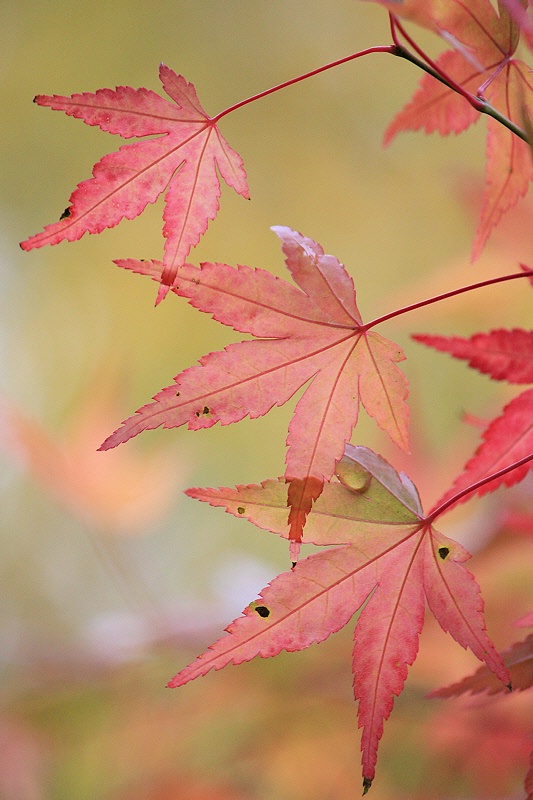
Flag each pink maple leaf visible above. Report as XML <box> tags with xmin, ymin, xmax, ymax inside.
<box><xmin>168</xmin><ymin>445</ymin><xmax>510</xmax><ymax>791</ymax></box>
<box><xmin>20</xmin><ymin>64</ymin><xmax>249</xmax><ymax>303</ymax></box>
<box><xmin>101</xmin><ymin>227</ymin><xmax>410</xmax><ymax>554</ymax></box>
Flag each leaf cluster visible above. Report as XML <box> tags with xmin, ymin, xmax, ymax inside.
<box><xmin>20</xmin><ymin>0</ymin><xmax>533</xmax><ymax>794</ymax></box>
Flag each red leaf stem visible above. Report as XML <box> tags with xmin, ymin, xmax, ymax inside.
<box><xmin>364</xmin><ymin>270</ymin><xmax>533</xmax><ymax>330</ymax></box>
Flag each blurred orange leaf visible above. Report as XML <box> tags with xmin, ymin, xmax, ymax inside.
<box><xmin>0</xmin><ymin>382</ymin><xmax>184</xmax><ymax>533</ymax></box>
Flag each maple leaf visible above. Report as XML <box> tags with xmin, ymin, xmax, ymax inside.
<box><xmin>430</xmin><ymin>631</ymin><xmax>533</xmax><ymax>697</ymax></box>
<box><xmin>101</xmin><ymin>227</ymin><xmax>410</xmax><ymax>553</ymax></box>
<box><xmin>431</xmin><ymin>388</ymin><xmax>533</xmax><ymax>511</ymax></box>
<box><xmin>168</xmin><ymin>445</ymin><xmax>510</xmax><ymax>791</ymax></box>
<box><xmin>413</xmin><ymin>328</ymin><xmax>533</xmax><ymax>383</ymax></box>
<box><xmin>382</xmin><ymin>0</ymin><xmax>533</xmax><ymax>259</ymax></box>
<box><xmin>20</xmin><ymin>64</ymin><xmax>249</xmax><ymax>303</ymax></box>
<box><xmin>414</xmin><ymin>324</ymin><xmax>533</xmax><ymax>511</ymax></box>
<box><xmin>0</xmin><ymin>383</ymin><xmax>180</xmax><ymax>533</ymax></box>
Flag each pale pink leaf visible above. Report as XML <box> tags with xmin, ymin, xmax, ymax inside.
<box><xmin>104</xmin><ymin>229</ymin><xmax>410</xmax><ymax>546</ymax></box>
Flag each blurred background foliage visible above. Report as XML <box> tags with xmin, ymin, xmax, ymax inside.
<box><xmin>0</xmin><ymin>0</ymin><xmax>532</xmax><ymax>797</ymax></box>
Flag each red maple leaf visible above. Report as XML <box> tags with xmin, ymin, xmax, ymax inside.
<box><xmin>168</xmin><ymin>445</ymin><xmax>510</xmax><ymax>792</ymax></box>
<box><xmin>382</xmin><ymin>0</ymin><xmax>533</xmax><ymax>259</ymax></box>
<box><xmin>414</xmin><ymin>326</ymin><xmax>533</xmax><ymax>510</ymax></box>
<box><xmin>100</xmin><ymin>227</ymin><xmax>410</xmax><ymax>555</ymax></box>
<box><xmin>20</xmin><ymin>64</ymin><xmax>249</xmax><ymax>303</ymax></box>
<box><xmin>413</xmin><ymin>328</ymin><xmax>533</xmax><ymax>383</ymax></box>
<box><xmin>432</xmin><ymin>389</ymin><xmax>533</xmax><ymax>510</ymax></box>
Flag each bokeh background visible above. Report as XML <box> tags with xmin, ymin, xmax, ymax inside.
<box><xmin>1</xmin><ymin>1</ymin><xmax>532</xmax><ymax>798</ymax></box>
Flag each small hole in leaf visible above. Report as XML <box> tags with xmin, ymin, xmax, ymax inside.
<box><xmin>438</xmin><ymin>546</ymin><xmax>450</xmax><ymax>560</ymax></box>
<box><xmin>176</xmin><ymin>391</ymin><xmax>180</xmax><ymax>397</ymax></box>
<box><xmin>255</xmin><ymin>605</ymin><xmax>270</xmax><ymax>618</ymax></box>
<box><xmin>59</xmin><ymin>207</ymin><xmax>71</xmax><ymax>220</ymax></box>
<box><xmin>237</xmin><ymin>506</ymin><xmax>245</xmax><ymax>515</ymax></box>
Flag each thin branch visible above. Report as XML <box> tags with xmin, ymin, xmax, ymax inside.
<box><xmin>211</xmin><ymin>20</ymin><xmax>529</xmax><ymax>144</ymax></box>
<box><xmin>211</xmin><ymin>46</ymin><xmax>396</xmax><ymax>123</ymax></box>
<box><xmin>392</xmin><ymin>15</ymin><xmax>483</xmax><ymax>107</ymax></box>
<box><xmin>363</xmin><ymin>270</ymin><xmax>533</xmax><ymax>331</ymax></box>
<box><xmin>390</xmin><ymin>15</ymin><xmax>529</xmax><ymax>142</ymax></box>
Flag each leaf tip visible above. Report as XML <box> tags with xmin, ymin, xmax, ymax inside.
<box><xmin>362</xmin><ymin>777</ymin><xmax>373</xmax><ymax>795</ymax></box>
<box><xmin>155</xmin><ymin>282</ymin><xmax>170</xmax><ymax>306</ymax></box>
<box><xmin>289</xmin><ymin>539</ymin><xmax>301</xmax><ymax>566</ymax></box>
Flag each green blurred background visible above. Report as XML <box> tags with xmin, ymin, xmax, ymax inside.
<box><xmin>1</xmin><ymin>1</ymin><xmax>532</xmax><ymax>798</ymax></box>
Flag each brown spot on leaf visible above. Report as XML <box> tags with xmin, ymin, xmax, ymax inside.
<box><xmin>438</xmin><ymin>546</ymin><xmax>450</xmax><ymax>560</ymax></box>
<box><xmin>59</xmin><ymin>207</ymin><xmax>71</xmax><ymax>220</ymax></box>
<box><xmin>237</xmin><ymin>506</ymin><xmax>245</xmax><ymax>515</ymax></box>
<box><xmin>254</xmin><ymin>605</ymin><xmax>270</xmax><ymax>618</ymax></box>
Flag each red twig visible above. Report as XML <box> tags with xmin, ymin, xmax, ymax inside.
<box><xmin>363</xmin><ymin>270</ymin><xmax>533</xmax><ymax>330</ymax></box>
